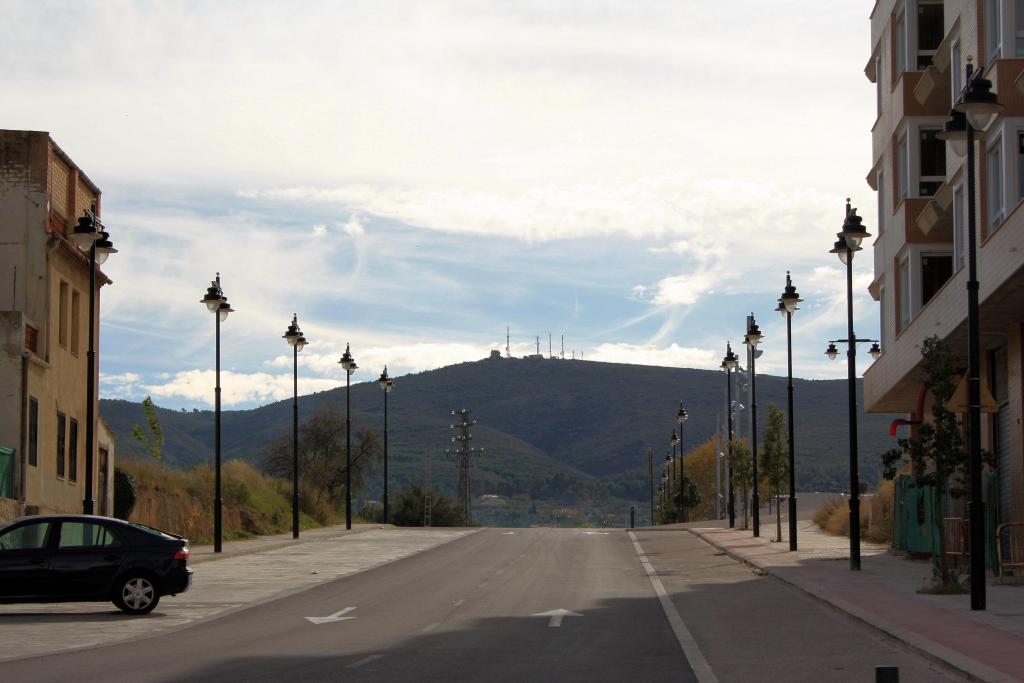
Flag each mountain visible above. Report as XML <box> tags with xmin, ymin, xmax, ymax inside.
<box><xmin>101</xmin><ymin>356</ymin><xmax>902</xmax><ymax>507</ymax></box>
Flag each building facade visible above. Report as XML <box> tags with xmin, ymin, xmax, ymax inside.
<box><xmin>0</xmin><ymin>129</ymin><xmax>114</xmax><ymax>521</ymax></box>
<box><xmin>865</xmin><ymin>1</ymin><xmax>1024</xmax><ymax>528</ymax></box>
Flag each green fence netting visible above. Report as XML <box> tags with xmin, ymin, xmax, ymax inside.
<box><xmin>0</xmin><ymin>447</ymin><xmax>14</xmax><ymax>499</ymax></box>
<box><xmin>893</xmin><ymin>473</ymin><xmax>999</xmax><ymax>570</ymax></box>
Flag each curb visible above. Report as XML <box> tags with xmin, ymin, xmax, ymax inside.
<box><xmin>189</xmin><ymin>525</ymin><xmax>391</xmax><ymax>565</ymax></box>
<box><xmin>685</xmin><ymin>528</ymin><xmax>1020</xmax><ymax>683</ymax></box>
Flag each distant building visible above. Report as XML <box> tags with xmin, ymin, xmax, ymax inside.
<box><xmin>0</xmin><ymin>130</ymin><xmax>115</xmax><ymax>520</ymax></box>
<box><xmin>864</xmin><ymin>4</ymin><xmax>1021</xmax><ymax>527</ymax></box>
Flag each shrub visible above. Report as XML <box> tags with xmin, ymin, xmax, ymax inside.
<box><xmin>113</xmin><ymin>467</ymin><xmax>137</xmax><ymax>520</ymax></box>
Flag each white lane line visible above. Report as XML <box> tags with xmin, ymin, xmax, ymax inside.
<box><xmin>347</xmin><ymin>654</ymin><xmax>383</xmax><ymax>668</ymax></box>
<box><xmin>422</xmin><ymin>622</ymin><xmax>441</xmax><ymax>633</ymax></box>
<box><xmin>454</xmin><ymin>598</ymin><xmax>465</xmax><ymax>607</ymax></box>
<box><xmin>479</xmin><ymin>581</ymin><xmax>489</xmax><ymax>588</ymax></box>
<box><xmin>628</xmin><ymin>531</ymin><xmax>718</xmax><ymax>683</ymax></box>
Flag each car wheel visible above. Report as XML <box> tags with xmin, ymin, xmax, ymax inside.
<box><xmin>113</xmin><ymin>573</ymin><xmax>161</xmax><ymax>615</ymax></box>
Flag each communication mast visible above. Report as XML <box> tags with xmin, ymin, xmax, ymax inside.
<box><xmin>446</xmin><ymin>408</ymin><xmax>483</xmax><ymax>523</ymax></box>
<box><xmin>549</xmin><ymin>333</ymin><xmax>553</xmax><ymax>359</ymax></box>
<box><xmin>506</xmin><ymin>326</ymin><xmax>511</xmax><ymax>358</ymax></box>
<box><xmin>561</xmin><ymin>334</ymin><xmax>565</xmax><ymax>359</ymax></box>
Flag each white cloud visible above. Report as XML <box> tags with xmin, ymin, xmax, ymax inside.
<box><xmin>144</xmin><ymin>369</ymin><xmax>339</xmax><ymax>407</ymax></box>
<box><xmin>650</xmin><ymin>273</ymin><xmax>715</xmax><ymax>306</ymax></box>
<box><xmin>342</xmin><ymin>215</ymin><xmax>365</xmax><ymax>238</ymax></box>
<box><xmin>588</xmin><ymin>342</ymin><xmax>717</xmax><ymax>370</ymax></box>
<box><xmin>312</xmin><ymin>223</ymin><xmax>327</xmax><ymax>237</ymax></box>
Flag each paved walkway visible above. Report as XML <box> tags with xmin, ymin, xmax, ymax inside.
<box><xmin>0</xmin><ymin>524</ymin><xmax>477</xmax><ymax>663</ymax></box>
<box><xmin>687</xmin><ymin>518</ymin><xmax>1024</xmax><ymax>683</ymax></box>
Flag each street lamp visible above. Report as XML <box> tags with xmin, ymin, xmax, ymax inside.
<box><xmin>827</xmin><ymin>199</ymin><xmax>874</xmax><ymax>571</ymax></box>
<box><xmin>721</xmin><ymin>343</ymin><xmax>739</xmax><ymax>528</ymax></box>
<box><xmin>676</xmin><ymin>403</ymin><xmax>688</xmax><ymax>521</ymax></box>
<box><xmin>377</xmin><ymin>365</ymin><xmax>395</xmax><ymax>523</ymax></box>
<box><xmin>744</xmin><ymin>315</ymin><xmax>762</xmax><ymax>537</ymax></box>
<box><xmin>199</xmin><ymin>274</ymin><xmax>234</xmax><ymax>552</ymax></box>
<box><xmin>68</xmin><ymin>208</ymin><xmax>116</xmax><ymax>515</ymax></box>
<box><xmin>283</xmin><ymin>315</ymin><xmax>307</xmax><ymax>539</ymax></box>
<box><xmin>339</xmin><ymin>344</ymin><xmax>358</xmax><ymax>530</ymax></box>
<box><xmin>939</xmin><ymin>58</ymin><xmax>1002</xmax><ymax>610</ymax></box>
<box><xmin>776</xmin><ymin>272</ymin><xmax>803</xmax><ymax>551</ymax></box>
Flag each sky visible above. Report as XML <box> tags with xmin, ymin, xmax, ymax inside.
<box><xmin>3</xmin><ymin>1</ymin><xmax>880</xmax><ymax>409</ymax></box>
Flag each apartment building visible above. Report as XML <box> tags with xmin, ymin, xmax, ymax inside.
<box><xmin>0</xmin><ymin>130</ymin><xmax>115</xmax><ymax>521</ymax></box>
<box><xmin>864</xmin><ymin>1</ymin><xmax>1024</xmax><ymax>528</ymax></box>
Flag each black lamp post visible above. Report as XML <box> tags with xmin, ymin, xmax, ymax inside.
<box><xmin>68</xmin><ymin>208</ymin><xmax>116</xmax><ymax>515</ymax></box>
<box><xmin>676</xmin><ymin>403</ymin><xmax>688</xmax><ymax>521</ymax></box>
<box><xmin>776</xmin><ymin>273</ymin><xmax>803</xmax><ymax>550</ymax></box>
<box><xmin>827</xmin><ymin>200</ymin><xmax>873</xmax><ymax>571</ymax></box>
<box><xmin>283</xmin><ymin>315</ymin><xmax>307</xmax><ymax>539</ymax></box>
<box><xmin>199</xmin><ymin>275</ymin><xmax>234</xmax><ymax>553</ymax></box>
<box><xmin>664</xmin><ymin>452</ymin><xmax>672</xmax><ymax>521</ymax></box>
<box><xmin>377</xmin><ymin>366</ymin><xmax>394</xmax><ymax>523</ymax></box>
<box><xmin>939</xmin><ymin>60</ymin><xmax>1002</xmax><ymax>609</ymax></box>
<box><xmin>744</xmin><ymin>315</ymin><xmax>763</xmax><ymax>537</ymax></box>
<box><xmin>339</xmin><ymin>344</ymin><xmax>357</xmax><ymax>530</ymax></box>
<box><xmin>721</xmin><ymin>343</ymin><xmax>738</xmax><ymax>527</ymax></box>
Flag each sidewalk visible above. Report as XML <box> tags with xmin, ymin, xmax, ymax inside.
<box><xmin>688</xmin><ymin>519</ymin><xmax>1024</xmax><ymax>683</ymax></box>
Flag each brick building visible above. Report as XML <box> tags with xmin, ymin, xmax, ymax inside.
<box><xmin>864</xmin><ymin>2</ymin><xmax>1023</xmax><ymax>529</ymax></box>
<box><xmin>0</xmin><ymin>129</ymin><xmax>115</xmax><ymax>521</ymax></box>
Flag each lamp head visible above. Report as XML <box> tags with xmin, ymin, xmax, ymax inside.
<box><xmin>825</xmin><ymin>342</ymin><xmax>839</xmax><ymax>360</ymax></box>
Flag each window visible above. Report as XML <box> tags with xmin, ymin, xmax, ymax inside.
<box><xmin>68</xmin><ymin>417</ymin><xmax>78</xmax><ymax>483</ymax></box>
<box><xmin>899</xmin><ymin>257</ymin><xmax>911</xmax><ymax>331</ymax></box>
<box><xmin>876</xmin><ymin>55</ymin><xmax>883</xmax><ymax>117</ymax></box>
<box><xmin>919</xmin><ymin>128</ymin><xmax>945</xmax><ymax>196</ymax></box>
<box><xmin>58</xmin><ymin>280</ymin><xmax>69</xmax><ymax>349</ymax></box>
<box><xmin>877</xmin><ymin>169</ymin><xmax>886</xmax><ymax>235</ymax></box>
<box><xmin>952</xmin><ymin>37</ymin><xmax>963</xmax><ymax>98</ymax></box>
<box><xmin>917</xmin><ymin>1</ymin><xmax>944</xmax><ymax>70</ymax></box>
<box><xmin>1018</xmin><ymin>131</ymin><xmax>1024</xmax><ymax>201</ymax></box>
<box><xmin>953</xmin><ymin>184</ymin><xmax>966</xmax><ymax>270</ymax></box>
<box><xmin>28</xmin><ymin>397</ymin><xmax>38</xmax><ymax>467</ymax></box>
<box><xmin>895</xmin><ymin>9</ymin><xmax>907</xmax><ymax>79</ymax></box>
<box><xmin>56</xmin><ymin>411</ymin><xmax>66</xmax><ymax>479</ymax></box>
<box><xmin>1017</xmin><ymin>0</ymin><xmax>1024</xmax><ymax>55</ymax></box>
<box><xmin>989</xmin><ymin>135</ymin><xmax>1005</xmax><ymax>228</ymax></box>
<box><xmin>70</xmin><ymin>290</ymin><xmax>80</xmax><ymax>355</ymax></box>
<box><xmin>880</xmin><ymin>284</ymin><xmax>888</xmax><ymax>350</ymax></box>
<box><xmin>0</xmin><ymin>522</ymin><xmax>52</xmax><ymax>551</ymax></box>
<box><xmin>988</xmin><ymin>0</ymin><xmax>1003</xmax><ymax>62</ymax></box>
<box><xmin>921</xmin><ymin>254</ymin><xmax>953</xmax><ymax>305</ymax></box>
<box><xmin>58</xmin><ymin>522</ymin><xmax>118</xmax><ymax>549</ymax></box>
<box><xmin>897</xmin><ymin>133</ymin><xmax>909</xmax><ymax>200</ymax></box>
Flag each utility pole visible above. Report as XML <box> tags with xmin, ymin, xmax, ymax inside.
<box><xmin>447</xmin><ymin>408</ymin><xmax>483</xmax><ymax>524</ymax></box>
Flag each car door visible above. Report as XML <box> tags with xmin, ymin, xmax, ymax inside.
<box><xmin>49</xmin><ymin>521</ymin><xmax>124</xmax><ymax>599</ymax></box>
<box><xmin>0</xmin><ymin>520</ymin><xmax>55</xmax><ymax>599</ymax></box>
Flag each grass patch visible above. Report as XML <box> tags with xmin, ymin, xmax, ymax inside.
<box><xmin>812</xmin><ymin>480</ymin><xmax>894</xmax><ymax>544</ymax></box>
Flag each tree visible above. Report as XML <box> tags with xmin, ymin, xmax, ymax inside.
<box><xmin>728</xmin><ymin>438</ymin><xmax>753</xmax><ymax>529</ymax></box>
<box><xmin>390</xmin><ymin>483</ymin><xmax>466</xmax><ymax>526</ymax></box>
<box><xmin>761</xmin><ymin>403</ymin><xmax>789</xmax><ymax>542</ymax></box>
<box><xmin>880</xmin><ymin>335</ymin><xmax>990</xmax><ymax>586</ymax></box>
<box><xmin>131</xmin><ymin>396</ymin><xmax>164</xmax><ymax>467</ymax></box>
<box><xmin>261</xmin><ymin>405</ymin><xmax>381</xmax><ymax>522</ymax></box>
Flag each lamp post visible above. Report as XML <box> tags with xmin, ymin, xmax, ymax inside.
<box><xmin>648</xmin><ymin>447</ymin><xmax>654</xmax><ymax>526</ymax></box>
<box><xmin>199</xmin><ymin>275</ymin><xmax>234</xmax><ymax>552</ymax></box>
<box><xmin>339</xmin><ymin>344</ymin><xmax>358</xmax><ymax>530</ymax></box>
<box><xmin>676</xmin><ymin>403</ymin><xmax>688</xmax><ymax>521</ymax></box>
<box><xmin>776</xmin><ymin>273</ymin><xmax>803</xmax><ymax>550</ymax></box>
<box><xmin>664</xmin><ymin>452</ymin><xmax>672</xmax><ymax>521</ymax></box>
<box><xmin>282</xmin><ymin>315</ymin><xmax>307</xmax><ymax>539</ymax></box>
<box><xmin>744</xmin><ymin>315</ymin><xmax>763</xmax><ymax>537</ymax></box>
<box><xmin>827</xmin><ymin>199</ymin><xmax>874</xmax><ymax>571</ymax></box>
<box><xmin>939</xmin><ymin>58</ymin><xmax>1003</xmax><ymax>611</ymax></box>
<box><xmin>377</xmin><ymin>366</ymin><xmax>395</xmax><ymax>523</ymax></box>
<box><xmin>721</xmin><ymin>343</ymin><xmax>738</xmax><ymax>527</ymax></box>
<box><xmin>68</xmin><ymin>208</ymin><xmax>116</xmax><ymax>515</ymax></box>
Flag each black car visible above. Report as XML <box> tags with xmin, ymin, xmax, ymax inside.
<box><xmin>0</xmin><ymin>514</ymin><xmax>192</xmax><ymax>615</ymax></box>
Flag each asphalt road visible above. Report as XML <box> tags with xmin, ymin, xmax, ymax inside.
<box><xmin>1</xmin><ymin>528</ymin><xmax>960</xmax><ymax>682</ymax></box>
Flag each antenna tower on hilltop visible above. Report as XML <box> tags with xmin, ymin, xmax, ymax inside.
<box><xmin>506</xmin><ymin>326</ymin><xmax>511</xmax><ymax>358</ymax></box>
<box><xmin>446</xmin><ymin>408</ymin><xmax>483</xmax><ymax>524</ymax></box>
<box><xmin>561</xmin><ymin>334</ymin><xmax>565</xmax><ymax>359</ymax></box>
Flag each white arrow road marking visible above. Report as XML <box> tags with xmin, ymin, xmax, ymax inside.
<box><xmin>531</xmin><ymin>608</ymin><xmax>583</xmax><ymax>627</ymax></box>
<box><xmin>581</xmin><ymin>531</ymin><xmax>610</xmax><ymax>535</ymax></box>
<box><xmin>347</xmin><ymin>654</ymin><xmax>383</xmax><ymax>668</ymax></box>
<box><xmin>305</xmin><ymin>606</ymin><xmax>357</xmax><ymax>625</ymax></box>
<box><xmin>502</xmin><ymin>531</ymin><xmax>517</xmax><ymax>535</ymax></box>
